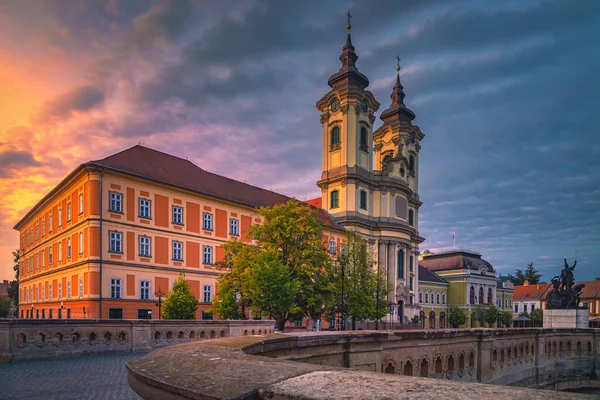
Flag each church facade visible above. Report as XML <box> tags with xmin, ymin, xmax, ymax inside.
<box><xmin>311</xmin><ymin>22</ymin><xmax>425</xmax><ymax>321</ymax></box>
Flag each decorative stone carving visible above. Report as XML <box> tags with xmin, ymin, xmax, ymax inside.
<box><xmin>354</xmin><ymin>104</ymin><xmax>361</xmax><ymax>115</ymax></box>
<box><xmin>381</xmin><ymin>187</ymin><xmax>388</xmax><ymax>195</ymax></box>
<box><xmin>368</xmin><ymin>185</ymin><xmax>376</xmax><ymax>193</ymax></box>
<box><xmin>320</xmin><ymin>112</ymin><xmax>330</xmax><ymax>124</ymax></box>
<box><xmin>416</xmin><ymin>143</ymin><xmax>422</xmax><ymax>151</ymax></box>
<box><xmin>341</xmin><ymin>104</ymin><xmax>350</xmax><ymax>115</ymax></box>
<box><xmin>341</xmin><ymin>178</ymin><xmax>347</xmax><ymax>188</ymax></box>
<box><xmin>390</xmin><ymin>189</ymin><xmax>396</xmax><ymax>196</ymax></box>
<box><xmin>392</xmin><ymin>136</ymin><xmax>400</xmax><ymax>145</ymax></box>
<box><xmin>373</xmin><ymin>142</ymin><xmax>383</xmax><ymax>151</ymax></box>
<box><xmin>369</xmin><ymin>113</ymin><xmax>376</xmax><ymax>124</ymax></box>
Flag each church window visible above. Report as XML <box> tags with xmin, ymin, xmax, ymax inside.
<box><xmin>330</xmin><ymin>127</ymin><xmax>340</xmax><ymax>147</ymax></box>
<box><xmin>408</xmin><ymin>210</ymin><xmax>414</xmax><ymax>226</ymax></box>
<box><xmin>478</xmin><ymin>287</ymin><xmax>484</xmax><ymax>304</ymax></box>
<box><xmin>359</xmin><ymin>190</ymin><xmax>367</xmax><ymax>210</ymax></box>
<box><xmin>397</xmin><ymin>249</ymin><xmax>404</xmax><ymax>279</ymax></box>
<box><xmin>469</xmin><ymin>286</ymin><xmax>475</xmax><ymax>304</ymax></box>
<box><xmin>410</xmin><ymin>255</ymin><xmax>413</xmax><ymax>272</ymax></box>
<box><xmin>409</xmin><ymin>155</ymin><xmax>415</xmax><ymax>174</ymax></box>
<box><xmin>359</xmin><ymin>127</ymin><xmax>368</xmax><ymax>151</ymax></box>
<box><xmin>330</xmin><ymin>190</ymin><xmax>339</xmax><ymax>209</ymax></box>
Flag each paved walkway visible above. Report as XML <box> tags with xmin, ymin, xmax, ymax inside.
<box><xmin>0</xmin><ymin>353</ymin><xmax>146</xmax><ymax>400</ymax></box>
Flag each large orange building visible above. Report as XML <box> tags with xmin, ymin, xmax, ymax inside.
<box><xmin>14</xmin><ymin>146</ymin><xmax>346</xmax><ymax>320</ymax></box>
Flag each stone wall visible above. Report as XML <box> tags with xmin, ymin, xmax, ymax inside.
<box><xmin>0</xmin><ymin>319</ymin><xmax>275</xmax><ymax>362</ymax></box>
<box><xmin>544</xmin><ymin>309</ymin><xmax>590</xmax><ymax>328</ymax></box>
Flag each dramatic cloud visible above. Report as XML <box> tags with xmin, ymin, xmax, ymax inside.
<box><xmin>0</xmin><ymin>0</ymin><xmax>599</xmax><ymax>283</ymax></box>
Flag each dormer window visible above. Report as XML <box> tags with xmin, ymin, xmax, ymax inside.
<box><xmin>330</xmin><ymin>127</ymin><xmax>341</xmax><ymax>151</ymax></box>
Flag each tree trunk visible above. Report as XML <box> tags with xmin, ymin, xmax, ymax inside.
<box><xmin>275</xmin><ymin>316</ymin><xmax>287</xmax><ymax>331</ymax></box>
<box><xmin>352</xmin><ymin>317</ymin><xmax>356</xmax><ymax>331</ymax></box>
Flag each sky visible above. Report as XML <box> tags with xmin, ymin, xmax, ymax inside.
<box><xmin>1</xmin><ymin>0</ymin><xmax>599</xmax><ymax>283</ymax></box>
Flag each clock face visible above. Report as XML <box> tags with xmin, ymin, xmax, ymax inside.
<box><xmin>361</xmin><ymin>99</ymin><xmax>368</xmax><ymax>112</ymax></box>
<box><xmin>331</xmin><ymin>99</ymin><xmax>340</xmax><ymax>112</ymax></box>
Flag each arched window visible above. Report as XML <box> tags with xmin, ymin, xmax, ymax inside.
<box><xmin>487</xmin><ymin>288</ymin><xmax>493</xmax><ymax>305</ymax></box>
<box><xmin>409</xmin><ymin>155</ymin><xmax>415</xmax><ymax>173</ymax></box>
<box><xmin>442</xmin><ymin>293</ymin><xmax>446</xmax><ymax>304</ymax></box>
<box><xmin>429</xmin><ymin>311</ymin><xmax>436</xmax><ymax>329</ymax></box>
<box><xmin>479</xmin><ymin>287</ymin><xmax>484</xmax><ymax>304</ymax></box>
<box><xmin>330</xmin><ymin>190</ymin><xmax>339</xmax><ymax>209</ymax></box>
<box><xmin>419</xmin><ymin>291</ymin><xmax>423</xmax><ymax>303</ymax></box>
<box><xmin>440</xmin><ymin>312</ymin><xmax>446</xmax><ymax>329</ymax></box>
<box><xmin>397</xmin><ymin>249</ymin><xmax>404</xmax><ymax>279</ymax></box>
<box><xmin>469</xmin><ymin>286</ymin><xmax>475</xmax><ymax>304</ymax></box>
<box><xmin>436</xmin><ymin>294</ymin><xmax>440</xmax><ymax>304</ymax></box>
<box><xmin>382</xmin><ymin>154</ymin><xmax>391</xmax><ymax>164</ymax></box>
<box><xmin>360</xmin><ymin>127</ymin><xmax>368</xmax><ymax>148</ymax></box>
<box><xmin>425</xmin><ymin>293</ymin><xmax>429</xmax><ymax>303</ymax></box>
<box><xmin>330</xmin><ymin>127</ymin><xmax>340</xmax><ymax>146</ymax></box>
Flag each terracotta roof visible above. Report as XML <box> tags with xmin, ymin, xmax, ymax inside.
<box><xmin>90</xmin><ymin>145</ymin><xmax>345</xmax><ymax>233</ymax></box>
<box><xmin>305</xmin><ymin>197</ymin><xmax>322</xmax><ymax>208</ymax></box>
<box><xmin>513</xmin><ymin>283</ymin><xmax>552</xmax><ymax>302</ymax></box>
<box><xmin>419</xmin><ymin>250</ymin><xmax>495</xmax><ymax>273</ymax></box>
<box><xmin>418</xmin><ymin>266</ymin><xmax>448</xmax><ymax>284</ymax></box>
<box><xmin>539</xmin><ymin>278</ymin><xmax>600</xmax><ymax>300</ymax></box>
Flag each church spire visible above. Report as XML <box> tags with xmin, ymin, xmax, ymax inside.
<box><xmin>327</xmin><ymin>12</ymin><xmax>369</xmax><ymax>90</ymax></box>
<box><xmin>380</xmin><ymin>56</ymin><xmax>416</xmax><ymax>124</ymax></box>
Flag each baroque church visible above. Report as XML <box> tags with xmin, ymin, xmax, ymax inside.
<box><xmin>307</xmin><ymin>20</ymin><xmax>425</xmax><ymax>321</ymax></box>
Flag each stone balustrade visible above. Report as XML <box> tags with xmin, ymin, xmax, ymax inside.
<box><xmin>0</xmin><ymin>319</ymin><xmax>275</xmax><ymax>362</ymax></box>
<box><xmin>126</xmin><ymin>328</ymin><xmax>600</xmax><ymax>399</ymax></box>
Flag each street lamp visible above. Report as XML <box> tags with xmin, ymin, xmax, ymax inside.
<box><xmin>155</xmin><ymin>289</ymin><xmax>165</xmax><ymax>320</ymax></box>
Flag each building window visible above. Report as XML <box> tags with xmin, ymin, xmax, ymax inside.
<box><xmin>425</xmin><ymin>293</ymin><xmax>429</xmax><ymax>303</ymax></box>
<box><xmin>531</xmin><ymin>304</ymin><xmax>535</xmax><ymax>311</ymax></box>
<box><xmin>49</xmin><ymin>247</ymin><xmax>53</xmax><ymax>265</ymax></box>
<box><xmin>523</xmin><ymin>304</ymin><xmax>528</xmax><ymax>313</ymax></box>
<box><xmin>35</xmin><ymin>286</ymin><xmax>38</xmax><ymax>302</ymax></box>
<box><xmin>408</xmin><ymin>210</ymin><xmax>414</xmax><ymax>226</ymax></box>
<box><xmin>67</xmin><ymin>238</ymin><xmax>72</xmax><ymax>258</ymax></box>
<box><xmin>58</xmin><ymin>242</ymin><xmax>63</xmax><ymax>262</ymax></box>
<box><xmin>67</xmin><ymin>281</ymin><xmax>71</xmax><ymax>300</ymax></box>
<box><xmin>35</xmin><ymin>254</ymin><xmax>38</xmax><ymax>271</ymax></box>
<box><xmin>110</xmin><ymin>192</ymin><xmax>122</xmax><ymax>212</ymax></box>
<box><xmin>49</xmin><ymin>284</ymin><xmax>53</xmax><ymax>301</ymax></box>
<box><xmin>397</xmin><ymin>250</ymin><xmax>404</xmax><ymax>279</ymax></box>
<box><xmin>230</xmin><ymin>218</ymin><xmax>239</xmax><ymax>235</ymax></box>
<box><xmin>409</xmin><ymin>276</ymin><xmax>413</xmax><ymax>291</ymax></box>
<box><xmin>139</xmin><ymin>198</ymin><xmax>151</xmax><ymax>218</ymax></box>
<box><xmin>108</xmin><ymin>308</ymin><xmax>123</xmax><ymax>319</ymax></box>
<box><xmin>58</xmin><ymin>209</ymin><xmax>62</xmax><ymax>227</ymax></box>
<box><xmin>478</xmin><ymin>287</ymin><xmax>484</xmax><ymax>304</ymax></box>
<box><xmin>41</xmin><ymin>250</ymin><xmax>45</xmax><ymax>268</ymax></box>
<box><xmin>109</xmin><ymin>231</ymin><xmax>122</xmax><ymax>253</ymax></box>
<box><xmin>442</xmin><ymin>294</ymin><xmax>446</xmax><ymax>304</ymax></box>
<box><xmin>328</xmin><ymin>240</ymin><xmax>336</xmax><ymax>254</ymax></box>
<box><xmin>79</xmin><ymin>232</ymin><xmax>84</xmax><ymax>254</ymax></box>
<box><xmin>469</xmin><ymin>286</ymin><xmax>475</xmax><ymax>304</ymax></box>
<box><xmin>172</xmin><ymin>241</ymin><xmax>183</xmax><ymax>261</ymax></box>
<box><xmin>203</xmin><ymin>285</ymin><xmax>212</xmax><ymax>303</ymax></box>
<box><xmin>419</xmin><ymin>292</ymin><xmax>423</xmax><ymax>303</ymax></box>
<box><xmin>409</xmin><ymin>155</ymin><xmax>415</xmax><ymax>174</ymax></box>
<box><xmin>203</xmin><ymin>246</ymin><xmax>212</xmax><ymax>265</ymax></box>
<box><xmin>514</xmin><ymin>304</ymin><xmax>519</xmax><ymax>313</ymax></box>
<box><xmin>341</xmin><ymin>243</ymin><xmax>347</xmax><ymax>256</ymax></box>
<box><xmin>110</xmin><ymin>278</ymin><xmax>122</xmax><ymax>299</ymax></box>
<box><xmin>139</xmin><ymin>236</ymin><xmax>151</xmax><ymax>257</ymax></box>
<box><xmin>359</xmin><ymin>127</ymin><xmax>368</xmax><ymax>151</ymax></box>
<box><xmin>330</xmin><ymin>126</ymin><xmax>340</xmax><ymax>147</ymax></box>
<box><xmin>436</xmin><ymin>294</ymin><xmax>440</xmax><ymax>304</ymax></box>
<box><xmin>49</xmin><ymin>215</ymin><xmax>53</xmax><ymax>232</ymax></box>
<box><xmin>140</xmin><ymin>280</ymin><xmax>150</xmax><ymax>300</ymax></box>
<box><xmin>79</xmin><ymin>277</ymin><xmax>83</xmax><ymax>298</ymax></box>
<box><xmin>359</xmin><ymin>190</ymin><xmax>367</xmax><ymax>210</ymax></box>
<box><xmin>172</xmin><ymin>206</ymin><xmax>183</xmax><ymax>224</ymax></box>
<box><xmin>79</xmin><ymin>193</ymin><xmax>84</xmax><ymax>214</ymax></box>
<box><xmin>137</xmin><ymin>309</ymin><xmax>152</xmax><ymax>319</ymax></box>
<box><xmin>58</xmin><ymin>282</ymin><xmax>62</xmax><ymax>300</ymax></box>
<box><xmin>203</xmin><ymin>213</ymin><xmax>213</xmax><ymax>230</ymax></box>
<box><xmin>330</xmin><ymin>190</ymin><xmax>339</xmax><ymax>209</ymax></box>
<box><xmin>409</xmin><ymin>295</ymin><xmax>413</xmax><ymax>305</ymax></box>
<box><xmin>41</xmin><ymin>221</ymin><xmax>45</xmax><ymax>237</ymax></box>
<box><xmin>35</xmin><ymin>225</ymin><xmax>39</xmax><ymax>241</ymax></box>
<box><xmin>67</xmin><ymin>203</ymin><xmax>72</xmax><ymax>222</ymax></box>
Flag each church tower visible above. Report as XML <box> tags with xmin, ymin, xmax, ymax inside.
<box><xmin>316</xmin><ymin>19</ymin><xmax>425</xmax><ymax>322</ymax></box>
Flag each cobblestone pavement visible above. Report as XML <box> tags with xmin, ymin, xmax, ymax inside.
<box><xmin>0</xmin><ymin>353</ymin><xmax>146</xmax><ymax>400</ymax></box>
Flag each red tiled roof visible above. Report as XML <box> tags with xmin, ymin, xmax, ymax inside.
<box><xmin>513</xmin><ymin>283</ymin><xmax>552</xmax><ymax>302</ymax></box>
<box><xmin>90</xmin><ymin>145</ymin><xmax>345</xmax><ymax>233</ymax></box>
<box><xmin>419</xmin><ymin>250</ymin><xmax>495</xmax><ymax>272</ymax></box>
<box><xmin>305</xmin><ymin>197</ymin><xmax>322</xmax><ymax>208</ymax></box>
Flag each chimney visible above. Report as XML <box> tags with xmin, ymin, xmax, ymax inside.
<box><xmin>524</xmin><ymin>280</ymin><xmax>529</xmax><ymax>286</ymax></box>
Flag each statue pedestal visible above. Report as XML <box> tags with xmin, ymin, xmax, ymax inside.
<box><xmin>543</xmin><ymin>309</ymin><xmax>589</xmax><ymax>328</ymax></box>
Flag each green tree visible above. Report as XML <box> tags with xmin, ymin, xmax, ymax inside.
<box><xmin>449</xmin><ymin>308</ymin><xmax>467</xmax><ymax>328</ymax></box>
<box><xmin>163</xmin><ymin>272</ymin><xmax>198</xmax><ymax>320</ymax></box>
<box><xmin>472</xmin><ymin>304</ymin><xmax>486</xmax><ymax>327</ymax></box>
<box><xmin>334</xmin><ymin>232</ymin><xmax>391</xmax><ymax>330</ymax></box>
<box><xmin>411</xmin><ymin>315</ymin><xmax>421</xmax><ymax>326</ymax></box>
<box><xmin>212</xmin><ymin>199</ymin><xmax>333</xmax><ymax>330</ymax></box>
<box><xmin>485</xmin><ymin>305</ymin><xmax>499</xmax><ymax>327</ymax></box>
<box><xmin>501</xmin><ymin>311</ymin><xmax>513</xmax><ymax>328</ymax></box>
<box><xmin>530</xmin><ymin>308</ymin><xmax>543</xmax><ymax>326</ymax></box>
<box><xmin>7</xmin><ymin>250</ymin><xmax>19</xmax><ymax>315</ymax></box>
<box><xmin>509</xmin><ymin>270</ymin><xmax>526</xmax><ymax>286</ymax></box>
<box><xmin>524</xmin><ymin>263</ymin><xmax>542</xmax><ymax>284</ymax></box>
<box><xmin>0</xmin><ymin>298</ymin><xmax>11</xmax><ymax>318</ymax></box>
<box><xmin>519</xmin><ymin>310</ymin><xmax>530</xmax><ymax>318</ymax></box>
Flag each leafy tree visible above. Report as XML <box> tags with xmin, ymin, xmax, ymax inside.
<box><xmin>519</xmin><ymin>310</ymin><xmax>530</xmax><ymax>318</ymax></box>
<box><xmin>485</xmin><ymin>305</ymin><xmax>499</xmax><ymax>327</ymax></box>
<box><xmin>509</xmin><ymin>263</ymin><xmax>542</xmax><ymax>286</ymax></box>
<box><xmin>509</xmin><ymin>270</ymin><xmax>526</xmax><ymax>286</ymax></box>
<box><xmin>501</xmin><ymin>312</ymin><xmax>513</xmax><ymax>328</ymax></box>
<box><xmin>333</xmin><ymin>232</ymin><xmax>391</xmax><ymax>330</ymax></box>
<box><xmin>212</xmin><ymin>199</ymin><xmax>332</xmax><ymax>330</ymax></box>
<box><xmin>411</xmin><ymin>315</ymin><xmax>421</xmax><ymax>326</ymax></box>
<box><xmin>163</xmin><ymin>272</ymin><xmax>198</xmax><ymax>320</ymax></box>
<box><xmin>7</xmin><ymin>250</ymin><xmax>19</xmax><ymax>315</ymax></box>
<box><xmin>449</xmin><ymin>308</ymin><xmax>467</xmax><ymax>328</ymax></box>
<box><xmin>530</xmin><ymin>308</ymin><xmax>543</xmax><ymax>326</ymax></box>
<box><xmin>0</xmin><ymin>298</ymin><xmax>11</xmax><ymax>318</ymax></box>
<box><xmin>471</xmin><ymin>304</ymin><xmax>486</xmax><ymax>327</ymax></box>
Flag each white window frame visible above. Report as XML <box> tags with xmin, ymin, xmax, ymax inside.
<box><xmin>110</xmin><ymin>192</ymin><xmax>123</xmax><ymax>213</ymax></box>
<box><xmin>230</xmin><ymin>218</ymin><xmax>239</xmax><ymax>235</ymax></box>
<box><xmin>49</xmin><ymin>284</ymin><xmax>53</xmax><ymax>301</ymax></box>
<box><xmin>109</xmin><ymin>231</ymin><xmax>122</xmax><ymax>253</ymax></box>
<box><xmin>42</xmin><ymin>285</ymin><xmax>45</xmax><ymax>302</ymax></box>
<box><xmin>78</xmin><ymin>193</ymin><xmax>84</xmax><ymax>214</ymax></box>
<box><xmin>203</xmin><ymin>246</ymin><xmax>212</xmax><ymax>265</ymax></box>
<box><xmin>140</xmin><ymin>280</ymin><xmax>151</xmax><ymax>300</ymax></box>
<box><xmin>35</xmin><ymin>286</ymin><xmax>38</xmax><ymax>302</ymax></box>
<box><xmin>203</xmin><ymin>212</ymin><xmax>213</xmax><ymax>230</ymax></box>
<box><xmin>328</xmin><ymin>240</ymin><xmax>336</xmax><ymax>254</ymax></box>
<box><xmin>110</xmin><ymin>278</ymin><xmax>122</xmax><ymax>299</ymax></box>
<box><xmin>41</xmin><ymin>250</ymin><xmax>45</xmax><ymax>268</ymax></box>
<box><xmin>79</xmin><ymin>232</ymin><xmax>84</xmax><ymax>254</ymax></box>
<box><xmin>79</xmin><ymin>277</ymin><xmax>83</xmax><ymax>299</ymax></box>
<box><xmin>67</xmin><ymin>238</ymin><xmax>72</xmax><ymax>258</ymax></box>
<box><xmin>67</xmin><ymin>280</ymin><xmax>71</xmax><ymax>300</ymax></box>
<box><xmin>58</xmin><ymin>209</ymin><xmax>62</xmax><ymax>227</ymax></box>
<box><xmin>139</xmin><ymin>235</ymin><xmax>151</xmax><ymax>257</ymax></box>
<box><xmin>49</xmin><ymin>215</ymin><xmax>53</xmax><ymax>232</ymax></box>
<box><xmin>172</xmin><ymin>206</ymin><xmax>183</xmax><ymax>225</ymax></box>
<box><xmin>58</xmin><ymin>282</ymin><xmax>62</xmax><ymax>300</ymax></box>
<box><xmin>49</xmin><ymin>247</ymin><xmax>53</xmax><ymax>265</ymax></box>
<box><xmin>67</xmin><ymin>202</ymin><xmax>72</xmax><ymax>222</ymax></box>
<box><xmin>203</xmin><ymin>285</ymin><xmax>212</xmax><ymax>303</ymax></box>
<box><xmin>172</xmin><ymin>241</ymin><xmax>183</xmax><ymax>261</ymax></box>
<box><xmin>58</xmin><ymin>242</ymin><xmax>63</xmax><ymax>262</ymax></box>
<box><xmin>139</xmin><ymin>198</ymin><xmax>151</xmax><ymax>218</ymax></box>
<box><xmin>41</xmin><ymin>220</ymin><xmax>45</xmax><ymax>237</ymax></box>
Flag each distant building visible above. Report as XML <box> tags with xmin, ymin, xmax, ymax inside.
<box><xmin>417</xmin><ymin>266</ymin><xmax>449</xmax><ymax>328</ymax></box>
<box><xmin>419</xmin><ymin>249</ymin><xmax>514</xmax><ymax>327</ymax></box>
<box><xmin>512</xmin><ymin>281</ymin><xmax>551</xmax><ymax>316</ymax></box>
<box><xmin>0</xmin><ymin>280</ymin><xmax>9</xmax><ymax>298</ymax></box>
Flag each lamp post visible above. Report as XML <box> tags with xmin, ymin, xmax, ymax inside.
<box><xmin>155</xmin><ymin>289</ymin><xmax>165</xmax><ymax>320</ymax></box>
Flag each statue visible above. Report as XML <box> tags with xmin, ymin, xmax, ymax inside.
<box><xmin>546</xmin><ymin>258</ymin><xmax>585</xmax><ymax>309</ymax></box>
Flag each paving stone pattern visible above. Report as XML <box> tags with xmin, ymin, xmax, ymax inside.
<box><xmin>0</xmin><ymin>353</ymin><xmax>145</xmax><ymax>400</ymax></box>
